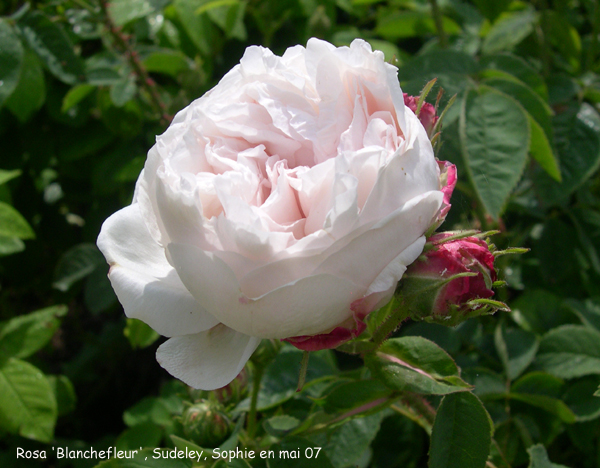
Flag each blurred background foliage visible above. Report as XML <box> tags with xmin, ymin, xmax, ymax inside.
<box><xmin>1</xmin><ymin>0</ymin><xmax>600</xmax><ymax>467</ymax></box>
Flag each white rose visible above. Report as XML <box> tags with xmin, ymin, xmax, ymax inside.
<box><xmin>97</xmin><ymin>38</ymin><xmax>448</xmax><ymax>390</ymax></box>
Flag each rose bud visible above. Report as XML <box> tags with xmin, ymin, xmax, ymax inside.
<box><xmin>403</xmin><ymin>93</ymin><xmax>439</xmax><ymax>136</ymax></box>
<box><xmin>182</xmin><ymin>400</ymin><xmax>233</xmax><ymax>447</ymax></box>
<box><xmin>398</xmin><ymin>232</ymin><xmax>507</xmax><ymax>326</ymax></box>
<box><xmin>97</xmin><ymin>38</ymin><xmax>455</xmax><ymax>390</ymax></box>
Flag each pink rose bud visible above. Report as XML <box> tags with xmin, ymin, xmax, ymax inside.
<box><xmin>404</xmin><ymin>93</ymin><xmax>439</xmax><ymax>135</ymax></box>
<box><xmin>400</xmin><ymin>233</ymin><xmax>505</xmax><ymax>326</ymax></box>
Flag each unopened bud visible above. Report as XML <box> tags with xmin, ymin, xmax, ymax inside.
<box><xmin>181</xmin><ymin>400</ymin><xmax>233</xmax><ymax>447</ymax></box>
<box><xmin>404</xmin><ymin>93</ymin><xmax>438</xmax><ymax>135</ymax></box>
<box><xmin>399</xmin><ymin>232</ymin><xmax>508</xmax><ymax>326</ymax></box>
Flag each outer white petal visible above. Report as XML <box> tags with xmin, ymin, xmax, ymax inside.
<box><xmin>156</xmin><ymin>325</ymin><xmax>260</xmax><ymax>390</ymax></box>
<box><xmin>167</xmin><ymin>243</ymin><xmax>363</xmax><ymax>338</ymax></box>
<box><xmin>315</xmin><ymin>191</ymin><xmax>442</xmax><ymax>289</ymax></box>
<box><xmin>365</xmin><ymin>236</ymin><xmax>426</xmax><ymax>296</ymax></box>
<box><xmin>97</xmin><ymin>204</ymin><xmax>219</xmax><ymax>337</ymax></box>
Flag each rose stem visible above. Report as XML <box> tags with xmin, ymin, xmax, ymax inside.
<box><xmin>98</xmin><ymin>0</ymin><xmax>173</xmax><ymax>125</ymax></box>
<box><xmin>371</xmin><ymin>301</ymin><xmax>411</xmax><ymax>349</ymax></box>
<box><xmin>428</xmin><ymin>0</ymin><xmax>448</xmax><ymax>49</ymax></box>
<box><xmin>296</xmin><ymin>351</ymin><xmax>310</xmax><ymax>392</ymax></box>
<box><xmin>246</xmin><ymin>366</ymin><xmax>265</xmax><ymax>440</ymax></box>
<box><xmin>391</xmin><ymin>392</ymin><xmax>436</xmax><ymax>435</ymax></box>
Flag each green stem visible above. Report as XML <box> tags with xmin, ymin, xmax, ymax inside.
<box><xmin>246</xmin><ymin>366</ymin><xmax>264</xmax><ymax>440</ymax></box>
<box><xmin>399</xmin><ymin>392</ymin><xmax>437</xmax><ymax>426</ymax></box>
<box><xmin>296</xmin><ymin>351</ymin><xmax>310</xmax><ymax>392</ymax></box>
<box><xmin>371</xmin><ymin>301</ymin><xmax>410</xmax><ymax>348</ymax></box>
<box><xmin>391</xmin><ymin>402</ymin><xmax>433</xmax><ymax>435</ymax></box>
<box><xmin>429</xmin><ymin>0</ymin><xmax>448</xmax><ymax>48</ymax></box>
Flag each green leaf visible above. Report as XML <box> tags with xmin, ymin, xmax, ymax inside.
<box><xmin>48</xmin><ymin>375</ymin><xmax>77</xmax><ymax>416</ymax></box>
<box><xmin>398</xmin><ymin>50</ymin><xmax>477</xmax><ymax>99</ymax></box>
<box><xmin>0</xmin><ymin>305</ymin><xmax>67</xmax><ymax>359</ymax></box>
<box><xmin>0</xmin><ymin>201</ymin><xmax>35</xmax><ymax>239</ymax></box>
<box><xmin>195</xmin><ymin>0</ymin><xmax>240</xmax><ymax>15</ymax></box>
<box><xmin>141</xmin><ymin>49</ymin><xmax>191</xmax><ymax>77</ymax></box>
<box><xmin>110</xmin><ymin>75</ymin><xmax>137</xmax><ymax>107</ymax></box>
<box><xmin>494</xmin><ymin>325</ymin><xmax>539</xmax><ymax>380</ymax></box>
<box><xmin>365</xmin><ymin>337</ymin><xmax>471</xmax><ymax>395</ymax></box>
<box><xmin>528</xmin><ymin>114</ymin><xmax>561</xmax><ymax>181</ymax></box>
<box><xmin>0</xmin><ymin>18</ymin><xmax>24</xmax><ymax>108</ymax></box>
<box><xmin>62</xmin><ymin>83</ymin><xmax>96</xmax><ymax>112</ymax></box>
<box><xmin>482</xmin><ymin>8</ymin><xmax>538</xmax><ymax>55</ymax></box>
<box><xmin>511</xmin><ymin>290</ymin><xmax>575</xmax><ymax>334</ymax></box>
<box><xmin>0</xmin><ymin>235</ymin><xmax>25</xmax><ymax>256</ymax></box>
<box><xmin>263</xmin><ymin>415</ymin><xmax>300</xmax><ymax>437</ymax></box>
<box><xmin>400</xmin><ymin>322</ymin><xmax>462</xmax><ymax>355</ymax></box>
<box><xmin>322</xmin><ymin>379</ymin><xmax>392</xmax><ymax>414</ymax></box>
<box><xmin>471</xmin><ymin>0</ymin><xmax>511</xmax><ymax>21</ymax></box>
<box><xmin>479</xmin><ymin>53</ymin><xmax>548</xmax><ymax>99</ymax></box>
<box><xmin>482</xmin><ymin>76</ymin><xmax>553</xmax><ymax>142</ymax></box>
<box><xmin>376</xmin><ymin>10</ymin><xmax>461</xmax><ymax>40</ymax></box>
<box><xmin>5</xmin><ymin>49</ymin><xmax>45</xmax><ymax>122</ymax></box>
<box><xmin>319</xmin><ymin>412</ymin><xmax>386</xmax><ymax>468</ymax></box>
<box><xmin>124</xmin><ymin>318</ymin><xmax>160</xmax><ymax>349</ymax></box>
<box><xmin>0</xmin><ymin>169</ymin><xmax>21</xmax><ymax>186</ymax></box>
<box><xmin>115</xmin><ymin>422</ymin><xmax>163</xmax><ymax>451</ymax></box>
<box><xmin>527</xmin><ymin>444</ymin><xmax>570</xmax><ymax>468</ymax></box>
<box><xmin>52</xmin><ymin>243</ymin><xmax>105</xmax><ymax>292</ymax></box>
<box><xmin>563</xmin><ymin>376</ymin><xmax>600</xmax><ymax>422</ymax></box>
<box><xmin>565</xmin><ymin>298</ymin><xmax>600</xmax><ymax>332</ymax></box>
<box><xmin>460</xmin><ymin>86</ymin><xmax>530</xmax><ymax>219</ymax></box>
<box><xmin>534</xmin><ymin>103</ymin><xmax>600</xmax><ymax>205</ymax></box>
<box><xmin>502</xmin><ymin>391</ymin><xmax>576</xmax><ymax>423</ymax></box>
<box><xmin>541</xmin><ymin>11</ymin><xmax>581</xmax><ymax>68</ymax></box>
<box><xmin>123</xmin><ymin>397</ymin><xmax>173</xmax><ymax>427</ymax></box>
<box><xmin>203</xmin><ymin>0</ymin><xmax>247</xmax><ymax>41</ymax></box>
<box><xmin>212</xmin><ymin>459</ymin><xmax>252</xmax><ymax>468</ymax></box>
<box><xmin>18</xmin><ymin>11</ymin><xmax>84</xmax><ymax>85</ymax></box>
<box><xmin>428</xmin><ymin>392</ymin><xmax>493</xmax><ymax>468</ymax></box>
<box><xmin>174</xmin><ymin>0</ymin><xmax>220</xmax><ymax>56</ymax></box>
<box><xmin>0</xmin><ymin>358</ymin><xmax>57</xmax><ymax>442</ymax></box>
<box><xmin>170</xmin><ymin>434</ymin><xmax>208</xmax><ymax>455</ymax></box>
<box><xmin>535</xmin><ymin>325</ymin><xmax>600</xmax><ymax>379</ymax></box>
<box><xmin>108</xmin><ymin>0</ymin><xmax>170</xmax><ymax>27</ymax></box>
<box><xmin>462</xmin><ymin>368</ymin><xmax>506</xmax><ymax>397</ymax></box>
<box><xmin>511</xmin><ymin>372</ymin><xmax>563</xmax><ymax>398</ymax></box>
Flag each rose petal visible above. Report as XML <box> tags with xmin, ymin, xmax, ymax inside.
<box><xmin>97</xmin><ymin>204</ymin><xmax>218</xmax><ymax>337</ymax></box>
<box><xmin>167</xmin><ymin>243</ymin><xmax>363</xmax><ymax>338</ymax></box>
<box><xmin>315</xmin><ymin>191</ymin><xmax>443</xmax><ymax>289</ymax></box>
<box><xmin>156</xmin><ymin>325</ymin><xmax>260</xmax><ymax>390</ymax></box>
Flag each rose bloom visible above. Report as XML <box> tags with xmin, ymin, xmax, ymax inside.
<box><xmin>97</xmin><ymin>38</ymin><xmax>454</xmax><ymax>390</ymax></box>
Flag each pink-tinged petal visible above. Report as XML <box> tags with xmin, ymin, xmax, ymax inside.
<box><xmin>285</xmin><ymin>306</ymin><xmax>367</xmax><ymax>351</ymax></box>
<box><xmin>359</xmin><ymin>110</ymin><xmax>440</xmax><ymax>224</ymax></box>
<box><xmin>403</xmin><ymin>93</ymin><xmax>438</xmax><ymax>134</ymax></box>
<box><xmin>315</xmin><ymin>191</ymin><xmax>442</xmax><ymax>289</ymax></box>
<box><xmin>97</xmin><ymin>204</ymin><xmax>219</xmax><ymax>337</ymax></box>
<box><xmin>167</xmin><ymin>243</ymin><xmax>364</xmax><ymax>338</ymax></box>
<box><xmin>156</xmin><ymin>325</ymin><xmax>260</xmax><ymax>390</ymax></box>
<box><xmin>437</xmin><ymin>160</ymin><xmax>457</xmax><ymax>223</ymax></box>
